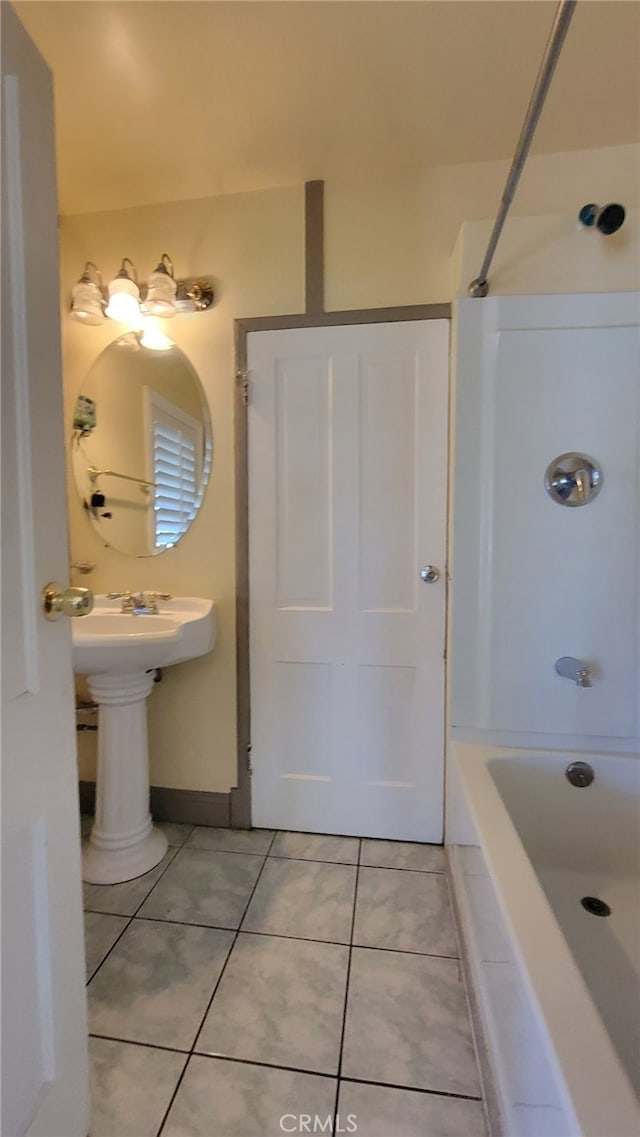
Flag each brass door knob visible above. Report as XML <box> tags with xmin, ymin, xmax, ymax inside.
<box><xmin>42</xmin><ymin>582</ymin><xmax>94</xmax><ymax>621</ymax></box>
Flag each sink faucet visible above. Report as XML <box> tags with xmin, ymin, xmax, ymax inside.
<box><xmin>555</xmin><ymin>656</ymin><xmax>592</xmax><ymax>687</ymax></box>
<box><xmin>106</xmin><ymin>591</ymin><xmax>172</xmax><ymax>614</ymax></box>
<box><xmin>123</xmin><ymin>592</ymin><xmax>149</xmax><ymax>614</ymax></box>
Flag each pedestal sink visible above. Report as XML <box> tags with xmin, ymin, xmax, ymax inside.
<box><xmin>73</xmin><ymin>597</ymin><xmax>215</xmax><ymax>884</ymax></box>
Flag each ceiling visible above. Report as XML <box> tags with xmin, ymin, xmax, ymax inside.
<box><xmin>15</xmin><ymin>0</ymin><xmax>640</xmax><ymax>216</ymax></box>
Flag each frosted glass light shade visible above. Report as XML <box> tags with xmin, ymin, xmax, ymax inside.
<box><xmin>105</xmin><ymin>277</ymin><xmax>141</xmax><ymax>324</ymax></box>
<box><xmin>70</xmin><ymin>280</ymin><xmax>105</xmax><ymax>325</ymax></box>
<box><xmin>141</xmin><ymin>269</ymin><xmax>178</xmax><ymax>317</ymax></box>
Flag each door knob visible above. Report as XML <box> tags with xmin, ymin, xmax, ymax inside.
<box><xmin>420</xmin><ymin>566</ymin><xmax>440</xmax><ymax>583</ymax></box>
<box><xmin>42</xmin><ymin>582</ymin><xmax>93</xmax><ymax>621</ymax></box>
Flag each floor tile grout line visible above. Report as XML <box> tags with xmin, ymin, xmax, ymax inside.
<box><xmin>185</xmin><ymin>848</ymin><xmax>445</xmax><ymax>872</ymax></box>
<box><xmin>155</xmin><ymin>828</ymin><xmax>278</xmax><ymax>1137</ymax></box>
<box><xmin>87</xmin><ymin>1035</ymin><xmax>483</xmax><ymax>1105</ymax></box>
<box><xmin>116</xmin><ymin>915</ymin><xmax>460</xmax><ymax>961</ymax></box>
<box><xmin>190</xmin><ymin>1051</ymin><xmax>338</xmax><ymax>1081</ymax></box>
<box><xmin>84</xmin><ymin>818</ymin><xmax>445</xmax><ymax>862</ymax></box>
<box><xmin>268</xmin><ymin>854</ymin><xmax>361</xmax><ymax>866</ymax></box>
<box><xmin>184</xmin><ymin>843</ymin><xmax>274</xmax><ymax>857</ymax></box>
<box><xmin>84</xmin><ymin>844</ymin><xmax>181</xmax><ymax>987</ymax></box>
<box><xmin>357</xmin><ymin>863</ymin><xmax>446</xmax><ymax>875</ymax></box>
<box><xmin>89</xmin><ymin>1032</ymin><xmax>190</xmax><ymax>1056</ymax></box>
<box><xmin>85</xmin><ymin>917</ymin><xmax>134</xmax><ymax>987</ymax></box>
<box><xmin>338</xmin><ymin>1074</ymin><xmax>483</xmax><ymax>1103</ymax></box>
<box><xmin>332</xmin><ymin>837</ymin><xmax>361</xmax><ymax>1132</ymax></box>
<box><xmin>85</xmin><ymin>842</ymin><xmax>455</xmax><ymax>979</ymax></box>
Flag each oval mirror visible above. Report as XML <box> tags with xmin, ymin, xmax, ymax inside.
<box><xmin>71</xmin><ymin>334</ymin><xmax>212</xmax><ymax>557</ymax></box>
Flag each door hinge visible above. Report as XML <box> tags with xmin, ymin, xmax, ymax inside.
<box><xmin>247</xmin><ymin>744</ymin><xmax>252</xmax><ymax>776</ymax></box>
<box><xmin>236</xmin><ymin>370</ymin><xmax>250</xmax><ymax>405</ymax></box>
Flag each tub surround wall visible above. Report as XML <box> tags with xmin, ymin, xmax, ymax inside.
<box><xmin>450</xmin><ymin>291</ymin><xmax>640</xmax><ymax>753</ymax></box>
<box><xmin>446</xmin><ymin>188</ymin><xmax>639</xmax><ymax>1131</ymax></box>
<box><xmin>63</xmin><ymin>142</ymin><xmax>640</xmax><ymax>798</ymax></box>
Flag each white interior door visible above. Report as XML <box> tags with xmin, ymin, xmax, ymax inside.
<box><xmin>249</xmin><ymin>320</ymin><xmax>448</xmax><ymax>841</ymax></box>
<box><xmin>1</xmin><ymin>7</ymin><xmax>89</xmax><ymax>1136</ymax></box>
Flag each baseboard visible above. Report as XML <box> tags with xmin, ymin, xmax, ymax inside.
<box><xmin>79</xmin><ymin>781</ymin><xmax>231</xmax><ymax>828</ymax></box>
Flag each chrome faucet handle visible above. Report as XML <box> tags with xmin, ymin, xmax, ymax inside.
<box><xmin>555</xmin><ymin>656</ymin><xmax>593</xmax><ymax>687</ymax></box>
<box><xmin>105</xmin><ymin>591</ymin><xmax>138</xmax><ymax>612</ymax></box>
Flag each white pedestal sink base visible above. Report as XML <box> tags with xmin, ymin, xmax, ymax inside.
<box><xmin>82</xmin><ymin>670</ymin><xmax>168</xmax><ymax>885</ymax></box>
<box><xmin>82</xmin><ymin>827</ymin><xmax>167</xmax><ymax>885</ymax></box>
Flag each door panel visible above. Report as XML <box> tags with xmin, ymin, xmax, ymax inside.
<box><xmin>249</xmin><ymin>321</ymin><xmax>448</xmax><ymax>841</ymax></box>
<box><xmin>275</xmin><ymin>356</ymin><xmax>332</xmax><ymax>609</ymax></box>
<box><xmin>358</xmin><ymin>351</ymin><xmax>417</xmax><ymax>611</ymax></box>
<box><xmin>1</xmin><ymin>7</ymin><xmax>89</xmax><ymax>1136</ymax></box>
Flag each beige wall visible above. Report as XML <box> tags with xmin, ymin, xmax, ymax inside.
<box><xmin>63</xmin><ymin>187</ymin><xmax>304</xmax><ymax>792</ymax></box>
<box><xmin>63</xmin><ymin>142</ymin><xmax>639</xmax><ymax>795</ymax></box>
<box><xmin>325</xmin><ymin>143</ymin><xmax>640</xmax><ymax>308</ymax></box>
<box><xmin>453</xmin><ymin>208</ymin><xmax>640</xmax><ymax>297</ymax></box>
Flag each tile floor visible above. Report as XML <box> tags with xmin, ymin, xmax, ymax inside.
<box><xmin>82</xmin><ymin>820</ymin><xmax>488</xmax><ymax>1137</ymax></box>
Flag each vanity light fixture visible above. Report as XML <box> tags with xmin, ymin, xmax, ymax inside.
<box><xmin>105</xmin><ymin>257</ymin><xmax>142</xmax><ymax>325</ymax></box>
<box><xmin>70</xmin><ymin>262</ymin><xmax>107</xmax><ymax>325</ymax></box>
<box><xmin>70</xmin><ymin>255</ymin><xmax>214</xmax><ymax>327</ymax></box>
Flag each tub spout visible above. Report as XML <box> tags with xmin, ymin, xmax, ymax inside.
<box><xmin>555</xmin><ymin>656</ymin><xmax>592</xmax><ymax>687</ymax></box>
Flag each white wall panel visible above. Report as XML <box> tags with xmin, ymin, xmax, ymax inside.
<box><xmin>451</xmin><ymin>293</ymin><xmax>640</xmax><ymax>750</ymax></box>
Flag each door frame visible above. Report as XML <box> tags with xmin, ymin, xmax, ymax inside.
<box><xmin>232</xmin><ymin>301</ymin><xmax>450</xmax><ymax>827</ymax></box>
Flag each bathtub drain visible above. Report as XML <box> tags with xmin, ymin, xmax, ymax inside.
<box><xmin>581</xmin><ymin>896</ymin><xmax>611</xmax><ymax>917</ymax></box>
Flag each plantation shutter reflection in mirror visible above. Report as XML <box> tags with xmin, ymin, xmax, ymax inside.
<box><xmin>145</xmin><ymin>388</ymin><xmax>202</xmax><ymax>549</ymax></box>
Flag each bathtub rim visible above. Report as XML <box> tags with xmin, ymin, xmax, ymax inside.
<box><xmin>450</xmin><ymin>743</ymin><xmax>640</xmax><ymax>1137</ymax></box>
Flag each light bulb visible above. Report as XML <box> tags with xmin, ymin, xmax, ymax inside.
<box><xmin>105</xmin><ymin>292</ymin><xmax>142</xmax><ymax>328</ymax></box>
<box><xmin>140</xmin><ymin>318</ymin><xmax>174</xmax><ymax>351</ymax></box>
<box><xmin>105</xmin><ymin>260</ymin><xmax>141</xmax><ymax>325</ymax></box>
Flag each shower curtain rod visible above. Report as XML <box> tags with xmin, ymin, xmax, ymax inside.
<box><xmin>468</xmin><ymin>0</ymin><xmax>577</xmax><ymax>298</ymax></box>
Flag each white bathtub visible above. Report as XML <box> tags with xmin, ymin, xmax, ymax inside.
<box><xmin>447</xmin><ymin>743</ymin><xmax>640</xmax><ymax>1137</ymax></box>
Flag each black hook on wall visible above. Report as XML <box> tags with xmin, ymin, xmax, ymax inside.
<box><xmin>578</xmin><ymin>202</ymin><xmax>626</xmax><ymax>234</ymax></box>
